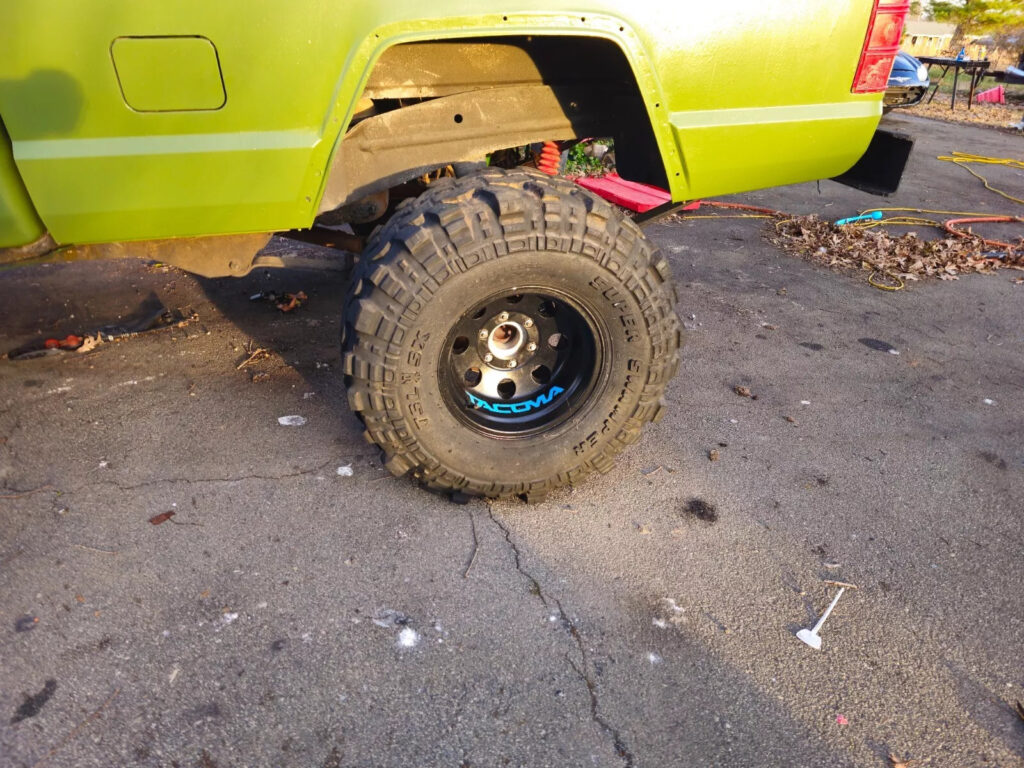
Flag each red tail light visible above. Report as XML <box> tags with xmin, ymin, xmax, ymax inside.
<box><xmin>852</xmin><ymin>0</ymin><xmax>910</xmax><ymax>93</ymax></box>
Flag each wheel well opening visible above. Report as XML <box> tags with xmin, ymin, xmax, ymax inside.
<box><xmin>319</xmin><ymin>35</ymin><xmax>667</xmax><ymax>214</ymax></box>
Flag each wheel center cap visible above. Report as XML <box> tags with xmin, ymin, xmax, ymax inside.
<box><xmin>487</xmin><ymin>321</ymin><xmax>526</xmax><ymax>360</ymax></box>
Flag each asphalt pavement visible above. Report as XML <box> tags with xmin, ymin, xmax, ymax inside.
<box><xmin>1</xmin><ymin>114</ymin><xmax>1022</xmax><ymax>767</ymax></box>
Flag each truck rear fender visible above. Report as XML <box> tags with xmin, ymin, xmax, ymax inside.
<box><xmin>317</xmin><ymin>21</ymin><xmax>681</xmax><ymax>214</ymax></box>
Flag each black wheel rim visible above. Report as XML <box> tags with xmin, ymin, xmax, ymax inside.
<box><xmin>440</xmin><ymin>289</ymin><xmax>602</xmax><ymax>437</ymax></box>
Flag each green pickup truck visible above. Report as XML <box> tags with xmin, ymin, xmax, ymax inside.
<box><xmin>0</xmin><ymin>1</ymin><xmax>911</xmax><ymax>501</ymax></box>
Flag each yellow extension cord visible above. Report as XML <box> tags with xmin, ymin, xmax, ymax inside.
<box><xmin>934</xmin><ymin>152</ymin><xmax>1024</xmax><ymax>206</ymax></box>
<box><xmin>674</xmin><ymin>152</ymin><xmax>1022</xmax><ymax>289</ymax></box>
<box><xmin>851</xmin><ymin>154</ymin><xmax>1023</xmax><ymax>244</ymax></box>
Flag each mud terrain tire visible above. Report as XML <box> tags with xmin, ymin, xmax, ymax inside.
<box><xmin>341</xmin><ymin>168</ymin><xmax>680</xmax><ymax>501</ymax></box>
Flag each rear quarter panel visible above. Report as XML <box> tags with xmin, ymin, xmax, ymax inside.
<box><xmin>0</xmin><ymin>1</ymin><xmax>878</xmax><ymax>245</ymax></box>
<box><xmin>0</xmin><ymin>119</ymin><xmax>44</xmax><ymax>247</ymax></box>
<box><xmin>649</xmin><ymin>0</ymin><xmax>882</xmax><ymax>198</ymax></box>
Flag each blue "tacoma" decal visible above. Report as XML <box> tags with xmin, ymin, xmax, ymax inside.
<box><xmin>467</xmin><ymin>385</ymin><xmax>565</xmax><ymax>415</ymax></box>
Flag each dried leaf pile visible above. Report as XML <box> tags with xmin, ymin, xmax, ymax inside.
<box><xmin>910</xmin><ymin>100</ymin><xmax>1024</xmax><ymax>133</ymax></box>
<box><xmin>769</xmin><ymin>215</ymin><xmax>1024</xmax><ymax>282</ymax></box>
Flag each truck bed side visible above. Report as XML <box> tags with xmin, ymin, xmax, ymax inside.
<box><xmin>0</xmin><ymin>1</ymin><xmax>879</xmax><ymax>247</ymax></box>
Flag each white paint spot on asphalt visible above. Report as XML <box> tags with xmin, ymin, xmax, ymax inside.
<box><xmin>888</xmin><ymin>349</ymin><xmax>900</xmax><ymax>356</ymax></box>
<box><xmin>647</xmin><ymin>652</ymin><xmax>663</xmax><ymax>665</ymax></box>
<box><xmin>662</xmin><ymin>597</ymin><xmax>684</xmax><ymax>614</ymax></box>
<box><xmin>303</xmin><ymin>391</ymin><xmax>316</xmax><ymax>399</ymax></box>
<box><xmin>221</xmin><ymin>612</ymin><xmax>238</xmax><ymax>625</ymax></box>
<box><xmin>397</xmin><ymin>627</ymin><xmax>420</xmax><ymax>648</ymax></box>
<box><xmin>278</xmin><ymin>415</ymin><xmax>307</xmax><ymax>426</ymax></box>
<box><xmin>800</xmin><ymin>400</ymin><xmax>811</xmax><ymax>405</ymax></box>
<box><xmin>169</xmin><ymin>666</ymin><xmax>180</xmax><ymax>685</ymax></box>
<box><xmin>117</xmin><ymin>376</ymin><xmax>156</xmax><ymax>387</ymax></box>
<box><xmin>98</xmin><ymin>459</ymin><xmax>109</xmax><ymax>469</ymax></box>
<box><xmin>653</xmin><ymin>618</ymin><xmax>668</xmax><ymax>629</ymax></box>
<box><xmin>983</xmin><ymin>398</ymin><xmax>996</xmax><ymax>406</ymax></box>
<box><xmin>46</xmin><ymin>386</ymin><xmax>72</xmax><ymax>395</ymax></box>
<box><xmin>336</xmin><ymin>464</ymin><xmax>354</xmax><ymax>477</ymax></box>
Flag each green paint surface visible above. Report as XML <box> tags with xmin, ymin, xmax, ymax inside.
<box><xmin>111</xmin><ymin>36</ymin><xmax>226</xmax><ymax>112</ymax></box>
<box><xmin>0</xmin><ymin>1</ymin><xmax>882</xmax><ymax>247</ymax></box>
<box><xmin>0</xmin><ymin>120</ymin><xmax>44</xmax><ymax>247</ymax></box>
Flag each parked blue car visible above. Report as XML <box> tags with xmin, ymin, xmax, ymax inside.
<box><xmin>885</xmin><ymin>51</ymin><xmax>931</xmax><ymax>109</ymax></box>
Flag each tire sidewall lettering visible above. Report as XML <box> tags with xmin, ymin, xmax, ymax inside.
<box><xmin>587</xmin><ymin>275</ymin><xmax>643</xmax><ymax>344</ymax></box>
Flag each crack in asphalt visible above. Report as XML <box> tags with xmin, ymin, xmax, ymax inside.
<box><xmin>72</xmin><ymin>459</ymin><xmax>337</xmax><ymax>493</ymax></box>
<box><xmin>486</xmin><ymin>506</ymin><xmax>635</xmax><ymax>768</ymax></box>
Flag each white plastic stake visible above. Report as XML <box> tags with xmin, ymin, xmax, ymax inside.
<box><xmin>796</xmin><ymin>587</ymin><xmax>845</xmax><ymax>650</ymax></box>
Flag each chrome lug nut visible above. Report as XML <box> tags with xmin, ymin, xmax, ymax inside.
<box><xmin>478</xmin><ymin>329</ymin><xmax>488</xmax><ymax>339</ymax></box>
<box><xmin>507</xmin><ymin>359</ymin><xmax>516</xmax><ymax>368</ymax></box>
<box><xmin>524</xmin><ymin>318</ymin><xmax>534</xmax><ymax>328</ymax></box>
<box><xmin>526</xmin><ymin>342</ymin><xmax>537</xmax><ymax>352</ymax></box>
<box><xmin>484</xmin><ymin>353</ymin><xmax>494</xmax><ymax>363</ymax></box>
<box><xmin>498</xmin><ymin>311</ymin><xmax>509</xmax><ymax>322</ymax></box>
